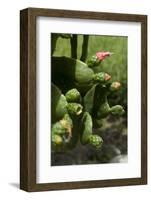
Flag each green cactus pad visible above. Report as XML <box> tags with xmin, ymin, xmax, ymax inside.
<box><xmin>52</xmin><ymin>56</ymin><xmax>94</xmax><ymax>83</ymax></box>
<box><xmin>84</xmin><ymin>84</ymin><xmax>98</xmax><ymax>114</ymax></box>
<box><xmin>51</xmin><ymin>83</ymin><xmax>68</xmax><ymax>122</ymax></box>
<box><xmin>97</xmin><ymin>99</ymin><xmax>111</xmax><ymax>118</ymax></box>
<box><xmin>84</xmin><ymin>84</ymin><xmax>111</xmax><ymax>119</ymax></box>
<box><xmin>52</xmin><ymin>56</ymin><xmax>96</xmax><ymax>93</ymax></box>
<box><xmin>81</xmin><ymin>112</ymin><xmax>93</xmax><ymax>144</ymax></box>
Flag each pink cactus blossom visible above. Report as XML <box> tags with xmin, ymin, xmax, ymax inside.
<box><xmin>96</xmin><ymin>51</ymin><xmax>112</xmax><ymax>61</ymax></box>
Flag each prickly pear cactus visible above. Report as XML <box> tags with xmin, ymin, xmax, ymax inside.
<box><xmin>51</xmin><ymin>34</ymin><xmax>126</xmax><ymax>165</ymax></box>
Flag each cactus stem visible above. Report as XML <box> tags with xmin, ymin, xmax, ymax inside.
<box><xmin>70</xmin><ymin>34</ymin><xmax>77</xmax><ymax>59</ymax></box>
<box><xmin>80</xmin><ymin>35</ymin><xmax>89</xmax><ymax>62</ymax></box>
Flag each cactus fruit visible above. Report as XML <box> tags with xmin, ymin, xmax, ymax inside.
<box><xmin>110</xmin><ymin>81</ymin><xmax>121</xmax><ymax>91</ymax></box>
<box><xmin>67</xmin><ymin>103</ymin><xmax>83</xmax><ymax>116</ymax></box>
<box><xmin>88</xmin><ymin>135</ymin><xmax>103</xmax><ymax>149</ymax></box>
<box><xmin>93</xmin><ymin>72</ymin><xmax>111</xmax><ymax>83</ymax></box>
<box><xmin>65</xmin><ymin>88</ymin><xmax>81</xmax><ymax>103</ymax></box>
<box><xmin>87</xmin><ymin>55</ymin><xmax>100</xmax><ymax>68</ymax></box>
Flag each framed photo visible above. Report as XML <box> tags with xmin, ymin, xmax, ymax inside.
<box><xmin>20</xmin><ymin>8</ymin><xmax>147</xmax><ymax>191</ymax></box>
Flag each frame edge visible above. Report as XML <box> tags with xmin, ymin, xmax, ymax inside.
<box><xmin>20</xmin><ymin>8</ymin><xmax>29</xmax><ymax>191</ymax></box>
<box><xmin>20</xmin><ymin>7</ymin><xmax>148</xmax><ymax>192</ymax></box>
<box><xmin>20</xmin><ymin>8</ymin><xmax>37</xmax><ymax>192</ymax></box>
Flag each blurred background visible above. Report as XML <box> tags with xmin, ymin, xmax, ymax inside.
<box><xmin>51</xmin><ymin>34</ymin><xmax>128</xmax><ymax>166</ymax></box>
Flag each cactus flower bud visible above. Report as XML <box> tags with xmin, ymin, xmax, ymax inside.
<box><xmin>87</xmin><ymin>55</ymin><xmax>100</xmax><ymax>68</ymax></box>
<box><xmin>65</xmin><ymin>88</ymin><xmax>81</xmax><ymax>103</ymax></box>
<box><xmin>96</xmin><ymin>51</ymin><xmax>112</xmax><ymax>61</ymax></box>
<box><xmin>87</xmin><ymin>51</ymin><xmax>112</xmax><ymax>68</ymax></box>
<box><xmin>88</xmin><ymin>135</ymin><xmax>103</xmax><ymax>149</ymax></box>
<box><xmin>111</xmin><ymin>105</ymin><xmax>125</xmax><ymax>115</ymax></box>
<box><xmin>93</xmin><ymin>72</ymin><xmax>111</xmax><ymax>83</ymax></box>
<box><xmin>67</xmin><ymin>103</ymin><xmax>83</xmax><ymax>116</ymax></box>
<box><xmin>104</xmin><ymin>73</ymin><xmax>111</xmax><ymax>81</ymax></box>
<box><xmin>110</xmin><ymin>81</ymin><xmax>121</xmax><ymax>91</ymax></box>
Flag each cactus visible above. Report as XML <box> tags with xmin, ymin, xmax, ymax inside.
<box><xmin>88</xmin><ymin>135</ymin><xmax>103</xmax><ymax>149</ymax></box>
<box><xmin>51</xmin><ymin>83</ymin><xmax>68</xmax><ymax>122</ymax></box>
<box><xmin>110</xmin><ymin>81</ymin><xmax>121</xmax><ymax>91</ymax></box>
<box><xmin>67</xmin><ymin>103</ymin><xmax>83</xmax><ymax>116</ymax></box>
<box><xmin>84</xmin><ymin>82</ymin><xmax>124</xmax><ymax>119</ymax></box>
<box><xmin>65</xmin><ymin>88</ymin><xmax>81</xmax><ymax>103</ymax></box>
<box><xmin>80</xmin><ymin>112</ymin><xmax>103</xmax><ymax>149</ymax></box>
<box><xmin>110</xmin><ymin>105</ymin><xmax>125</xmax><ymax>115</ymax></box>
<box><xmin>51</xmin><ymin>113</ymin><xmax>73</xmax><ymax>151</ymax></box>
<box><xmin>52</xmin><ymin>56</ymin><xmax>111</xmax><ymax>94</ymax></box>
<box><xmin>87</xmin><ymin>51</ymin><xmax>112</xmax><ymax>67</ymax></box>
<box><xmin>87</xmin><ymin>51</ymin><xmax>113</xmax><ymax>73</ymax></box>
<box><xmin>80</xmin><ymin>35</ymin><xmax>89</xmax><ymax>62</ymax></box>
<box><xmin>51</xmin><ymin>34</ymin><xmax>126</xmax><ymax>160</ymax></box>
